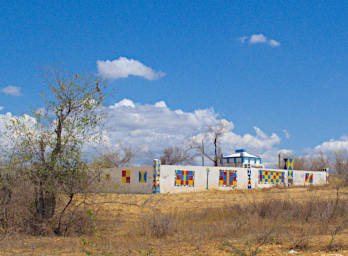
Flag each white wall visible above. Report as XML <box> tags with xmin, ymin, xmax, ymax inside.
<box><xmin>293</xmin><ymin>170</ymin><xmax>326</xmax><ymax>186</ymax></box>
<box><xmin>159</xmin><ymin>165</ymin><xmax>273</xmax><ymax>193</ymax></box>
<box><xmin>254</xmin><ymin>169</ymin><xmax>287</xmax><ymax>189</ymax></box>
<box><xmin>93</xmin><ymin>164</ymin><xmax>327</xmax><ymax>194</ymax></box>
<box><xmin>93</xmin><ymin>166</ymin><xmax>153</xmax><ymax>193</ymax></box>
<box><xmin>159</xmin><ymin>165</ymin><xmax>326</xmax><ymax>193</ymax></box>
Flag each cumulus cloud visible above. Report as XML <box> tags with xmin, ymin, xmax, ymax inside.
<box><xmin>269</xmin><ymin>39</ymin><xmax>281</xmax><ymax>47</ymax></box>
<box><xmin>97</xmin><ymin>57</ymin><xmax>165</xmax><ymax>80</ymax></box>
<box><xmin>1</xmin><ymin>86</ymin><xmax>22</xmax><ymax>96</ymax></box>
<box><xmin>249</xmin><ymin>34</ymin><xmax>267</xmax><ymax>44</ymax></box>
<box><xmin>0</xmin><ymin>112</ymin><xmax>38</xmax><ymax>155</ymax></box>
<box><xmin>237</xmin><ymin>36</ymin><xmax>248</xmax><ymax>43</ymax></box>
<box><xmin>283</xmin><ymin>129</ymin><xmax>290</xmax><ymax>139</ymax></box>
<box><xmin>0</xmin><ymin>106</ymin><xmax>3</xmax><ymax>111</ymax></box>
<box><xmin>109</xmin><ymin>99</ymin><xmax>135</xmax><ymax>109</ymax></box>
<box><xmin>314</xmin><ymin>136</ymin><xmax>348</xmax><ymax>153</ymax></box>
<box><xmin>239</xmin><ymin>34</ymin><xmax>280</xmax><ymax>47</ymax></box>
<box><xmin>0</xmin><ymin>99</ymin><xmax>286</xmax><ymax>166</ymax></box>
<box><xmin>261</xmin><ymin>148</ymin><xmax>293</xmax><ymax>168</ymax></box>
<box><xmin>154</xmin><ymin>101</ymin><xmax>167</xmax><ymax>108</ymax></box>
<box><xmin>98</xmin><ymin>99</ymin><xmax>284</xmax><ymax>165</ymax></box>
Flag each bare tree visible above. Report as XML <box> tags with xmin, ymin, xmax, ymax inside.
<box><xmin>291</xmin><ymin>156</ymin><xmax>309</xmax><ymax>170</ymax></box>
<box><xmin>334</xmin><ymin>151</ymin><xmax>348</xmax><ymax>176</ymax></box>
<box><xmin>92</xmin><ymin>144</ymin><xmax>135</xmax><ymax>168</ymax></box>
<box><xmin>190</xmin><ymin>120</ymin><xmax>228</xmax><ymax>166</ymax></box>
<box><xmin>333</xmin><ymin>150</ymin><xmax>348</xmax><ymax>186</ymax></box>
<box><xmin>160</xmin><ymin>146</ymin><xmax>194</xmax><ymax>165</ymax></box>
<box><xmin>310</xmin><ymin>151</ymin><xmax>330</xmax><ymax>171</ymax></box>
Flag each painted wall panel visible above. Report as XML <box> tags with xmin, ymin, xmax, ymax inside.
<box><xmin>93</xmin><ymin>166</ymin><xmax>153</xmax><ymax>193</ymax></box>
<box><xmin>93</xmin><ymin>163</ymin><xmax>327</xmax><ymax>194</ymax></box>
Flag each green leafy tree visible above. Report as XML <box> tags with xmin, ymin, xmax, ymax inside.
<box><xmin>7</xmin><ymin>70</ymin><xmax>106</xmax><ymax>235</ymax></box>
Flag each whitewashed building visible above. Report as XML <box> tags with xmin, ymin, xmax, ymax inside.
<box><xmin>220</xmin><ymin>149</ymin><xmax>263</xmax><ymax>168</ymax></box>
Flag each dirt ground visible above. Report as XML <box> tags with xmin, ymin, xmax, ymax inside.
<box><xmin>0</xmin><ymin>186</ymin><xmax>348</xmax><ymax>256</ymax></box>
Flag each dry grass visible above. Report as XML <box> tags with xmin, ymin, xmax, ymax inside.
<box><xmin>1</xmin><ymin>186</ymin><xmax>348</xmax><ymax>255</ymax></box>
<box><xmin>0</xmin><ymin>177</ymin><xmax>96</xmax><ymax>237</ymax></box>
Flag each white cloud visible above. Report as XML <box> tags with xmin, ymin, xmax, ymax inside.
<box><xmin>98</xmin><ymin>99</ymin><xmax>284</xmax><ymax>165</ymax></box>
<box><xmin>314</xmin><ymin>136</ymin><xmax>348</xmax><ymax>153</ymax></box>
<box><xmin>249</xmin><ymin>34</ymin><xmax>267</xmax><ymax>44</ymax></box>
<box><xmin>97</xmin><ymin>57</ymin><xmax>166</xmax><ymax>80</ymax></box>
<box><xmin>1</xmin><ymin>86</ymin><xmax>22</xmax><ymax>96</ymax></box>
<box><xmin>109</xmin><ymin>99</ymin><xmax>135</xmax><ymax>109</ymax></box>
<box><xmin>0</xmin><ymin>106</ymin><xmax>3</xmax><ymax>111</ymax></box>
<box><xmin>283</xmin><ymin>129</ymin><xmax>290</xmax><ymax>139</ymax></box>
<box><xmin>0</xmin><ymin>112</ymin><xmax>38</xmax><ymax>156</ymax></box>
<box><xmin>268</xmin><ymin>39</ymin><xmax>281</xmax><ymax>47</ymax></box>
<box><xmin>238</xmin><ymin>36</ymin><xmax>248</xmax><ymax>43</ymax></box>
<box><xmin>261</xmin><ymin>148</ymin><xmax>293</xmax><ymax>168</ymax></box>
<box><xmin>154</xmin><ymin>101</ymin><xmax>167</xmax><ymax>108</ymax></box>
<box><xmin>239</xmin><ymin>34</ymin><xmax>280</xmax><ymax>47</ymax></box>
<box><xmin>0</xmin><ymin>99</ymin><xmax>286</xmax><ymax>166</ymax></box>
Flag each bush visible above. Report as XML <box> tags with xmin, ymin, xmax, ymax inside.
<box><xmin>136</xmin><ymin>194</ymin><xmax>348</xmax><ymax>254</ymax></box>
<box><xmin>138</xmin><ymin>209</ymin><xmax>173</xmax><ymax>238</ymax></box>
<box><xmin>0</xmin><ymin>170</ymin><xmax>96</xmax><ymax>236</ymax></box>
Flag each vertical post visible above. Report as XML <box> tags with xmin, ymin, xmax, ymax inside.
<box><xmin>153</xmin><ymin>159</ymin><xmax>161</xmax><ymax>194</ymax></box>
<box><xmin>247</xmin><ymin>165</ymin><xmax>252</xmax><ymax>190</ymax></box>
<box><xmin>323</xmin><ymin>168</ymin><xmax>329</xmax><ymax>184</ymax></box>
<box><xmin>284</xmin><ymin>158</ymin><xmax>293</xmax><ymax>187</ymax></box>
<box><xmin>206</xmin><ymin>168</ymin><xmax>210</xmax><ymax>190</ymax></box>
<box><xmin>201</xmin><ymin>140</ymin><xmax>205</xmax><ymax>166</ymax></box>
<box><xmin>278</xmin><ymin>153</ymin><xmax>281</xmax><ymax>169</ymax></box>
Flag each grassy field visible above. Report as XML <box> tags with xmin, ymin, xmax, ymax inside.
<box><xmin>1</xmin><ymin>186</ymin><xmax>348</xmax><ymax>255</ymax></box>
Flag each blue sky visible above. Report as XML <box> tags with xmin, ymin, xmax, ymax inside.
<box><xmin>1</xmin><ymin>1</ymin><xmax>348</xmax><ymax>163</ymax></box>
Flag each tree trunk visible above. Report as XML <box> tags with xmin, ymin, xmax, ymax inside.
<box><xmin>35</xmin><ymin>184</ymin><xmax>56</xmax><ymax>219</ymax></box>
<box><xmin>214</xmin><ymin>137</ymin><xmax>218</xmax><ymax>166</ymax></box>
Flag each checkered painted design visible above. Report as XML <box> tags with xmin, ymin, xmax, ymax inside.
<box><xmin>247</xmin><ymin>169</ymin><xmax>251</xmax><ymax>189</ymax></box>
<box><xmin>122</xmin><ymin>170</ymin><xmax>130</xmax><ymax>183</ymax></box>
<box><xmin>219</xmin><ymin>170</ymin><xmax>237</xmax><ymax>187</ymax></box>
<box><xmin>259</xmin><ymin>170</ymin><xmax>285</xmax><ymax>184</ymax></box>
<box><xmin>153</xmin><ymin>160</ymin><xmax>160</xmax><ymax>193</ymax></box>
<box><xmin>175</xmin><ymin>170</ymin><xmax>195</xmax><ymax>187</ymax></box>
<box><xmin>284</xmin><ymin>158</ymin><xmax>294</xmax><ymax>187</ymax></box>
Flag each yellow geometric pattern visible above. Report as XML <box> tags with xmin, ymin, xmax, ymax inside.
<box><xmin>153</xmin><ymin>160</ymin><xmax>160</xmax><ymax>193</ymax></box>
<box><xmin>175</xmin><ymin>170</ymin><xmax>194</xmax><ymax>187</ymax></box>
<box><xmin>122</xmin><ymin>170</ymin><xmax>130</xmax><ymax>183</ymax></box>
<box><xmin>305</xmin><ymin>173</ymin><xmax>313</xmax><ymax>184</ymax></box>
<box><xmin>219</xmin><ymin>170</ymin><xmax>237</xmax><ymax>187</ymax></box>
<box><xmin>284</xmin><ymin>158</ymin><xmax>293</xmax><ymax>170</ymax></box>
<box><xmin>284</xmin><ymin>158</ymin><xmax>294</xmax><ymax>187</ymax></box>
<box><xmin>259</xmin><ymin>170</ymin><xmax>285</xmax><ymax>184</ymax></box>
<box><xmin>139</xmin><ymin>171</ymin><xmax>147</xmax><ymax>183</ymax></box>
